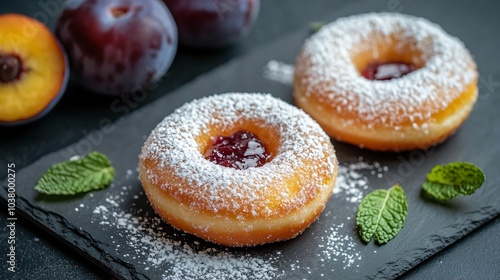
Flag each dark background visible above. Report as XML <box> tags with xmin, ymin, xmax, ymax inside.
<box><xmin>1</xmin><ymin>0</ymin><xmax>499</xmax><ymax>279</ymax></box>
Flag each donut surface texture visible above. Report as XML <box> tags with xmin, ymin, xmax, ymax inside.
<box><xmin>139</xmin><ymin>93</ymin><xmax>338</xmax><ymax>246</ymax></box>
<box><xmin>294</xmin><ymin>13</ymin><xmax>478</xmax><ymax>151</ymax></box>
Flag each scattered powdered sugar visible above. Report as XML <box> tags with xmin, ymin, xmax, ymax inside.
<box><xmin>333</xmin><ymin>158</ymin><xmax>388</xmax><ymax>204</ymax></box>
<box><xmin>310</xmin><ymin>158</ymin><xmax>388</xmax><ymax>272</ymax></box>
<box><xmin>125</xmin><ymin>169</ymin><xmax>134</xmax><ymax>179</ymax></box>
<box><xmin>263</xmin><ymin>60</ymin><xmax>295</xmax><ymax>85</ymax></box>
<box><xmin>296</xmin><ymin>13</ymin><xmax>477</xmax><ymax>128</ymax></box>
<box><xmin>318</xmin><ymin>223</ymin><xmax>361</xmax><ymax>269</ymax></box>
<box><xmin>90</xmin><ymin>157</ymin><xmax>387</xmax><ymax>278</ymax></box>
<box><xmin>92</xmin><ymin>192</ymin><xmax>283</xmax><ymax>280</ymax></box>
<box><xmin>334</xmin><ymin>164</ymin><xmax>368</xmax><ymax>204</ymax></box>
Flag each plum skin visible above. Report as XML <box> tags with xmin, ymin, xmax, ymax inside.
<box><xmin>163</xmin><ymin>0</ymin><xmax>260</xmax><ymax>48</ymax></box>
<box><xmin>56</xmin><ymin>0</ymin><xmax>178</xmax><ymax>95</ymax></box>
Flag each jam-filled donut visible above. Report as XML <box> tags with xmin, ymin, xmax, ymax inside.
<box><xmin>294</xmin><ymin>13</ymin><xmax>478</xmax><ymax>151</ymax></box>
<box><xmin>139</xmin><ymin>93</ymin><xmax>337</xmax><ymax>246</ymax></box>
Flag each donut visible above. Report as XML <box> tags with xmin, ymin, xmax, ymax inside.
<box><xmin>139</xmin><ymin>93</ymin><xmax>338</xmax><ymax>246</ymax></box>
<box><xmin>294</xmin><ymin>13</ymin><xmax>478</xmax><ymax>151</ymax></box>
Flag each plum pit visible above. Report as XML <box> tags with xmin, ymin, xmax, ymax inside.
<box><xmin>0</xmin><ymin>54</ymin><xmax>21</xmax><ymax>83</ymax></box>
<box><xmin>204</xmin><ymin>130</ymin><xmax>270</xmax><ymax>170</ymax></box>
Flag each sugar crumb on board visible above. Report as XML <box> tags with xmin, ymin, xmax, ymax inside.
<box><xmin>263</xmin><ymin>60</ymin><xmax>295</xmax><ymax>85</ymax></box>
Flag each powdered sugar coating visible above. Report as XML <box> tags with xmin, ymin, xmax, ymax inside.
<box><xmin>295</xmin><ymin>13</ymin><xmax>477</xmax><ymax>127</ymax></box>
<box><xmin>140</xmin><ymin>93</ymin><xmax>337</xmax><ymax>218</ymax></box>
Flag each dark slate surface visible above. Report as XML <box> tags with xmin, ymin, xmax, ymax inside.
<box><xmin>1</xmin><ymin>0</ymin><xmax>500</xmax><ymax>279</ymax></box>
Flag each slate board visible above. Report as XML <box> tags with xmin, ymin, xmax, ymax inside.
<box><xmin>2</xmin><ymin>0</ymin><xmax>500</xmax><ymax>279</ymax></box>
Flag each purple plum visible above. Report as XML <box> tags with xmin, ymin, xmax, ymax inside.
<box><xmin>56</xmin><ymin>0</ymin><xmax>178</xmax><ymax>95</ymax></box>
<box><xmin>163</xmin><ymin>0</ymin><xmax>260</xmax><ymax>48</ymax></box>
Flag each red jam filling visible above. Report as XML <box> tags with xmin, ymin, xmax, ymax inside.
<box><xmin>204</xmin><ymin>130</ymin><xmax>270</xmax><ymax>170</ymax></box>
<box><xmin>361</xmin><ymin>61</ymin><xmax>417</xmax><ymax>81</ymax></box>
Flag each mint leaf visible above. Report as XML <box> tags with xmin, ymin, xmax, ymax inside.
<box><xmin>310</xmin><ymin>21</ymin><xmax>326</xmax><ymax>33</ymax></box>
<box><xmin>356</xmin><ymin>184</ymin><xmax>408</xmax><ymax>244</ymax></box>
<box><xmin>422</xmin><ymin>162</ymin><xmax>485</xmax><ymax>200</ymax></box>
<box><xmin>35</xmin><ymin>152</ymin><xmax>115</xmax><ymax>195</ymax></box>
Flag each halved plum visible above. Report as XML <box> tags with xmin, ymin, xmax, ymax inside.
<box><xmin>0</xmin><ymin>14</ymin><xmax>69</xmax><ymax>126</ymax></box>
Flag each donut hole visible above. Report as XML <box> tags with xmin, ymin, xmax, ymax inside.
<box><xmin>351</xmin><ymin>34</ymin><xmax>426</xmax><ymax>80</ymax></box>
<box><xmin>197</xmin><ymin>119</ymin><xmax>280</xmax><ymax>169</ymax></box>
